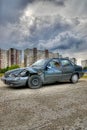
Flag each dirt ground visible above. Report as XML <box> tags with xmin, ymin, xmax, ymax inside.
<box><xmin>0</xmin><ymin>79</ymin><xmax>87</xmax><ymax>130</ymax></box>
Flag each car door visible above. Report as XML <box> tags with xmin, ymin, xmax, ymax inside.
<box><xmin>60</xmin><ymin>59</ymin><xmax>74</xmax><ymax>81</ymax></box>
<box><xmin>44</xmin><ymin>59</ymin><xmax>62</xmax><ymax>83</ymax></box>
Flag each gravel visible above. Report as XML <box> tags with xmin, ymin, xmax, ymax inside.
<box><xmin>0</xmin><ymin>79</ymin><xmax>87</xmax><ymax>130</ymax></box>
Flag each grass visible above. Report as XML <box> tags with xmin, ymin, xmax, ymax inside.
<box><xmin>0</xmin><ymin>73</ymin><xmax>4</xmax><ymax>77</ymax></box>
<box><xmin>82</xmin><ymin>75</ymin><xmax>87</xmax><ymax>78</ymax></box>
<box><xmin>81</xmin><ymin>73</ymin><xmax>87</xmax><ymax>79</ymax></box>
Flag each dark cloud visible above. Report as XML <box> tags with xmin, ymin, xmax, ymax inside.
<box><xmin>30</xmin><ymin>24</ymin><xmax>69</xmax><ymax>43</ymax></box>
<box><xmin>0</xmin><ymin>0</ymin><xmax>87</xmax><ymax>63</ymax></box>
<box><xmin>45</xmin><ymin>0</ymin><xmax>66</xmax><ymax>6</ymax></box>
<box><xmin>17</xmin><ymin>16</ymin><xmax>73</xmax><ymax>51</ymax></box>
<box><xmin>0</xmin><ymin>13</ymin><xmax>87</xmax><ymax>52</ymax></box>
<box><xmin>23</xmin><ymin>0</ymin><xmax>66</xmax><ymax>6</ymax></box>
<box><xmin>0</xmin><ymin>0</ymin><xmax>66</xmax><ymax>25</ymax></box>
<box><xmin>49</xmin><ymin>32</ymin><xmax>86</xmax><ymax>52</ymax></box>
<box><xmin>0</xmin><ymin>0</ymin><xmax>30</xmax><ymax>24</ymax></box>
<box><xmin>51</xmin><ymin>39</ymin><xmax>85</xmax><ymax>51</ymax></box>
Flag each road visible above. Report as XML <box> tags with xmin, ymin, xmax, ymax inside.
<box><xmin>0</xmin><ymin>79</ymin><xmax>87</xmax><ymax>130</ymax></box>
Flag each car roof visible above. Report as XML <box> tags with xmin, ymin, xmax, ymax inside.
<box><xmin>47</xmin><ymin>58</ymin><xmax>70</xmax><ymax>61</ymax></box>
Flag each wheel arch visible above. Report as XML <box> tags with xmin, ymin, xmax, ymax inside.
<box><xmin>26</xmin><ymin>72</ymin><xmax>38</xmax><ymax>86</ymax></box>
<box><xmin>70</xmin><ymin>72</ymin><xmax>79</xmax><ymax>80</ymax></box>
<box><xmin>28</xmin><ymin>74</ymin><xmax>43</xmax><ymax>89</ymax></box>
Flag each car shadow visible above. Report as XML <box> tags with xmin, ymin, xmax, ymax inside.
<box><xmin>4</xmin><ymin>79</ymin><xmax>86</xmax><ymax>90</ymax></box>
<box><xmin>5</xmin><ymin>85</ymin><xmax>28</xmax><ymax>90</ymax></box>
<box><xmin>43</xmin><ymin>81</ymin><xmax>71</xmax><ymax>87</ymax></box>
<box><xmin>4</xmin><ymin>82</ymin><xmax>69</xmax><ymax>90</ymax></box>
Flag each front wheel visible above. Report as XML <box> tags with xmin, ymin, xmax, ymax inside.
<box><xmin>70</xmin><ymin>74</ymin><xmax>79</xmax><ymax>83</ymax></box>
<box><xmin>28</xmin><ymin>75</ymin><xmax>42</xmax><ymax>89</ymax></box>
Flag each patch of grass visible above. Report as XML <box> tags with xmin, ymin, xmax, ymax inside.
<box><xmin>81</xmin><ymin>75</ymin><xmax>87</xmax><ymax>78</ymax></box>
<box><xmin>0</xmin><ymin>73</ymin><xmax>4</xmax><ymax>77</ymax></box>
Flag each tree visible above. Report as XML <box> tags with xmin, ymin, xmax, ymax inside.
<box><xmin>83</xmin><ymin>66</ymin><xmax>87</xmax><ymax>70</ymax></box>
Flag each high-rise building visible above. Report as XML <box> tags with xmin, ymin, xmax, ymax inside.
<box><xmin>0</xmin><ymin>47</ymin><xmax>61</xmax><ymax>68</ymax></box>
<box><xmin>24</xmin><ymin>48</ymin><xmax>50</xmax><ymax>66</ymax></box>
<box><xmin>49</xmin><ymin>52</ymin><xmax>59</xmax><ymax>58</ymax></box>
<box><xmin>81</xmin><ymin>60</ymin><xmax>87</xmax><ymax>68</ymax></box>
<box><xmin>24</xmin><ymin>48</ymin><xmax>34</xmax><ymax>66</ymax></box>
<box><xmin>0</xmin><ymin>49</ymin><xmax>8</xmax><ymax>69</ymax></box>
<box><xmin>33</xmin><ymin>48</ymin><xmax>37</xmax><ymax>63</ymax></box>
<box><xmin>7</xmin><ymin>48</ymin><xmax>22</xmax><ymax>67</ymax></box>
<box><xmin>59</xmin><ymin>55</ymin><xmax>63</xmax><ymax>58</ymax></box>
<box><xmin>24</xmin><ymin>48</ymin><xmax>59</xmax><ymax>67</ymax></box>
<box><xmin>70</xmin><ymin>58</ymin><xmax>77</xmax><ymax>64</ymax></box>
<box><xmin>45</xmin><ymin>49</ymin><xmax>49</xmax><ymax>58</ymax></box>
<box><xmin>37</xmin><ymin>49</ymin><xmax>49</xmax><ymax>61</ymax></box>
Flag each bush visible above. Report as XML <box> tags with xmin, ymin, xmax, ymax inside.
<box><xmin>83</xmin><ymin>66</ymin><xmax>87</xmax><ymax>70</ymax></box>
<box><xmin>0</xmin><ymin>65</ymin><xmax>20</xmax><ymax>73</ymax></box>
<box><xmin>8</xmin><ymin>65</ymin><xmax>20</xmax><ymax>70</ymax></box>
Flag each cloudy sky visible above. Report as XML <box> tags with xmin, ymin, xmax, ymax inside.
<box><xmin>0</xmin><ymin>0</ymin><xmax>87</xmax><ymax>64</ymax></box>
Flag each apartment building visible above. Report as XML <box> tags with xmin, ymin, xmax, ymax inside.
<box><xmin>81</xmin><ymin>60</ymin><xmax>87</xmax><ymax>68</ymax></box>
<box><xmin>24</xmin><ymin>48</ymin><xmax>49</xmax><ymax>66</ymax></box>
<box><xmin>0</xmin><ymin>47</ymin><xmax>60</xmax><ymax>68</ymax></box>
<box><xmin>70</xmin><ymin>58</ymin><xmax>77</xmax><ymax>64</ymax></box>
<box><xmin>49</xmin><ymin>52</ymin><xmax>59</xmax><ymax>58</ymax></box>
<box><xmin>24</xmin><ymin>48</ymin><xmax>34</xmax><ymax>66</ymax></box>
<box><xmin>0</xmin><ymin>48</ymin><xmax>22</xmax><ymax>69</ymax></box>
<box><xmin>24</xmin><ymin>48</ymin><xmax>59</xmax><ymax>67</ymax></box>
<box><xmin>37</xmin><ymin>49</ymin><xmax>49</xmax><ymax>61</ymax></box>
<box><xmin>7</xmin><ymin>48</ymin><xmax>22</xmax><ymax>67</ymax></box>
<box><xmin>0</xmin><ymin>49</ymin><xmax>8</xmax><ymax>69</ymax></box>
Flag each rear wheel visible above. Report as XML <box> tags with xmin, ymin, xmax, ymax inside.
<box><xmin>28</xmin><ymin>75</ymin><xmax>42</xmax><ymax>89</ymax></box>
<box><xmin>70</xmin><ymin>74</ymin><xmax>79</xmax><ymax>83</ymax></box>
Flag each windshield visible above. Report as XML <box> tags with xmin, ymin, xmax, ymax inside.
<box><xmin>31</xmin><ymin>59</ymin><xmax>47</xmax><ymax>67</ymax></box>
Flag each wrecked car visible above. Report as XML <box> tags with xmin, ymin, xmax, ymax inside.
<box><xmin>1</xmin><ymin>58</ymin><xmax>84</xmax><ymax>88</ymax></box>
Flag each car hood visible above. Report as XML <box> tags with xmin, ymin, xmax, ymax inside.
<box><xmin>4</xmin><ymin>68</ymin><xmax>25</xmax><ymax>77</ymax></box>
<box><xmin>26</xmin><ymin>67</ymin><xmax>37</xmax><ymax>73</ymax></box>
<box><xmin>26</xmin><ymin>66</ymin><xmax>44</xmax><ymax>73</ymax></box>
<box><xmin>75</xmin><ymin>65</ymin><xmax>83</xmax><ymax>71</ymax></box>
<box><xmin>4</xmin><ymin>66</ymin><xmax>43</xmax><ymax>78</ymax></box>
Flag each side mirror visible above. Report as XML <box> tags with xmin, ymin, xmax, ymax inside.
<box><xmin>46</xmin><ymin>66</ymin><xmax>52</xmax><ymax>69</ymax></box>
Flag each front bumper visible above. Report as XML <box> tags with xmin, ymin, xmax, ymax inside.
<box><xmin>1</xmin><ymin>76</ymin><xmax>27</xmax><ymax>87</ymax></box>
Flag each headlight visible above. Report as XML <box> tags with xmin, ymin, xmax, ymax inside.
<box><xmin>9</xmin><ymin>74</ymin><xmax>13</xmax><ymax>77</ymax></box>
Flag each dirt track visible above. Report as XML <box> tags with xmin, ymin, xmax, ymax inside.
<box><xmin>0</xmin><ymin>79</ymin><xmax>87</xmax><ymax>130</ymax></box>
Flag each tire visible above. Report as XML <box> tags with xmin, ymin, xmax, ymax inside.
<box><xmin>70</xmin><ymin>74</ymin><xmax>79</xmax><ymax>83</ymax></box>
<box><xmin>28</xmin><ymin>75</ymin><xmax>42</xmax><ymax>89</ymax></box>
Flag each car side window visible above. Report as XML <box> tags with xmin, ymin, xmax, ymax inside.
<box><xmin>61</xmin><ymin>60</ymin><xmax>71</xmax><ymax>67</ymax></box>
<box><xmin>48</xmin><ymin>60</ymin><xmax>60</xmax><ymax>69</ymax></box>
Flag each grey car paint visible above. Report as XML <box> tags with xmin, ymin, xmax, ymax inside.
<box><xmin>1</xmin><ymin>58</ymin><xmax>84</xmax><ymax>87</ymax></box>
<box><xmin>62</xmin><ymin>65</ymin><xmax>75</xmax><ymax>81</ymax></box>
<box><xmin>44</xmin><ymin>59</ymin><xmax>62</xmax><ymax>83</ymax></box>
<box><xmin>44</xmin><ymin>68</ymin><xmax>62</xmax><ymax>83</ymax></box>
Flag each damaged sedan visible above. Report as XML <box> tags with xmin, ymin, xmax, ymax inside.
<box><xmin>1</xmin><ymin>58</ymin><xmax>84</xmax><ymax>89</ymax></box>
